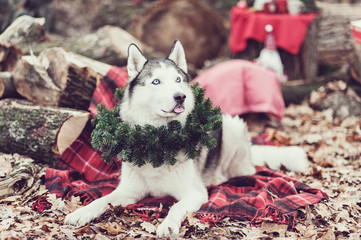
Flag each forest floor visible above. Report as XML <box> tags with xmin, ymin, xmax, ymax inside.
<box><xmin>0</xmin><ymin>83</ymin><xmax>360</xmax><ymax>240</ymax></box>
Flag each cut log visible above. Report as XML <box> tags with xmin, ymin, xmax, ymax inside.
<box><xmin>130</xmin><ymin>0</ymin><xmax>227</xmax><ymax>68</ymax></box>
<box><xmin>0</xmin><ymin>99</ymin><xmax>89</xmax><ymax>165</ymax></box>
<box><xmin>91</xmin><ymin>1</ymin><xmax>145</xmax><ymax>31</ymax></box>
<box><xmin>309</xmin><ymin>80</ymin><xmax>361</xmax><ymax>118</ymax></box>
<box><xmin>27</xmin><ymin>25</ymin><xmax>146</xmax><ymax>66</ymax></box>
<box><xmin>282</xmin><ymin>80</ymin><xmax>327</xmax><ymax>104</ymax></box>
<box><xmin>351</xmin><ymin>24</ymin><xmax>361</xmax><ymax>84</ymax></box>
<box><xmin>0</xmin><ymin>15</ymin><xmax>44</xmax><ymax>72</ymax></box>
<box><xmin>0</xmin><ymin>15</ymin><xmax>47</xmax><ymax>51</ymax></box>
<box><xmin>0</xmin><ymin>72</ymin><xmax>17</xmax><ymax>99</ymax></box>
<box><xmin>352</xmin><ymin>43</ymin><xmax>361</xmax><ymax>84</ymax></box>
<box><xmin>0</xmin><ymin>14</ymin><xmax>151</xmax><ymax>67</ymax></box>
<box><xmin>13</xmin><ymin>47</ymin><xmax>111</xmax><ymax>110</ymax></box>
<box><xmin>281</xmin><ymin>64</ymin><xmax>352</xmax><ymax>104</ymax></box>
<box><xmin>317</xmin><ymin>2</ymin><xmax>361</xmax><ymax>79</ymax></box>
<box><xmin>0</xmin><ymin>43</ymin><xmax>23</xmax><ymax>72</ymax></box>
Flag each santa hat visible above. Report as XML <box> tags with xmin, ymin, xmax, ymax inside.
<box><xmin>264</xmin><ymin>24</ymin><xmax>277</xmax><ymax>51</ymax></box>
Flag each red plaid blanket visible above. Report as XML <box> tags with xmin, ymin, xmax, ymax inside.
<box><xmin>45</xmin><ymin>66</ymin><xmax>327</xmax><ymax>226</ymax></box>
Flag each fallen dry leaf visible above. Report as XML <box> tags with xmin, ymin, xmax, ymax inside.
<box><xmin>0</xmin><ymin>155</ymin><xmax>12</xmax><ymax>177</ymax></box>
<box><xmin>260</xmin><ymin>222</ymin><xmax>288</xmax><ymax>238</ymax></box>
<box><xmin>140</xmin><ymin>221</ymin><xmax>157</xmax><ymax>234</ymax></box>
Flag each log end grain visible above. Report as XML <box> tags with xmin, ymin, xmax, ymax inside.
<box><xmin>57</xmin><ymin>111</ymin><xmax>89</xmax><ymax>154</ymax></box>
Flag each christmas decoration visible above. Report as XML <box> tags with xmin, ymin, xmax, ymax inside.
<box><xmin>255</xmin><ymin>24</ymin><xmax>287</xmax><ymax>82</ymax></box>
<box><xmin>91</xmin><ymin>84</ymin><xmax>222</xmax><ymax>168</ymax></box>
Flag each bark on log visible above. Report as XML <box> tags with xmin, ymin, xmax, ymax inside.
<box><xmin>0</xmin><ymin>15</ymin><xmax>47</xmax><ymax>51</ymax></box>
<box><xmin>0</xmin><ymin>99</ymin><xmax>89</xmax><ymax>165</ymax></box>
<box><xmin>13</xmin><ymin>47</ymin><xmax>111</xmax><ymax>110</ymax></box>
<box><xmin>0</xmin><ymin>15</ymin><xmax>45</xmax><ymax>72</ymax></box>
<box><xmin>309</xmin><ymin>80</ymin><xmax>361</xmax><ymax>118</ymax></box>
<box><xmin>0</xmin><ymin>72</ymin><xmax>18</xmax><ymax>99</ymax></box>
<box><xmin>91</xmin><ymin>1</ymin><xmax>145</xmax><ymax>31</ymax></box>
<box><xmin>317</xmin><ymin>2</ymin><xmax>361</xmax><ymax>77</ymax></box>
<box><xmin>0</xmin><ymin>43</ymin><xmax>23</xmax><ymax>72</ymax></box>
<box><xmin>27</xmin><ymin>25</ymin><xmax>146</xmax><ymax>66</ymax></box>
<box><xmin>282</xmin><ymin>64</ymin><xmax>351</xmax><ymax>104</ymax></box>
<box><xmin>130</xmin><ymin>0</ymin><xmax>227</xmax><ymax>68</ymax></box>
<box><xmin>351</xmin><ymin>37</ymin><xmax>361</xmax><ymax>84</ymax></box>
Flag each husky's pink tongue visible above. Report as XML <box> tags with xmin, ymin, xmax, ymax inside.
<box><xmin>173</xmin><ymin>106</ymin><xmax>184</xmax><ymax>114</ymax></box>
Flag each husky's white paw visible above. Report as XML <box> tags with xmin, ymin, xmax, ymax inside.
<box><xmin>65</xmin><ymin>205</ymin><xmax>103</xmax><ymax>226</ymax></box>
<box><xmin>156</xmin><ymin>218</ymin><xmax>180</xmax><ymax>238</ymax></box>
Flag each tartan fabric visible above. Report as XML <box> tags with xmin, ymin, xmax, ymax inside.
<box><xmin>45</xmin><ymin>122</ymin><xmax>121</xmax><ymax>206</ymax></box>
<box><xmin>45</xmin><ymin>65</ymin><xmax>328</xmax><ymax>226</ymax></box>
<box><xmin>198</xmin><ymin>166</ymin><xmax>327</xmax><ymax>226</ymax></box>
<box><xmin>88</xmin><ymin>66</ymin><xmax>128</xmax><ymax>118</ymax></box>
<box><xmin>45</xmin><ymin>66</ymin><xmax>127</xmax><ymax>205</ymax></box>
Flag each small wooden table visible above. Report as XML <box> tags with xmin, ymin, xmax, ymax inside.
<box><xmin>229</xmin><ymin>7</ymin><xmax>319</xmax><ymax>82</ymax></box>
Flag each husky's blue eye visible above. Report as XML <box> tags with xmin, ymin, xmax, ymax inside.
<box><xmin>152</xmin><ymin>79</ymin><xmax>160</xmax><ymax>85</ymax></box>
<box><xmin>176</xmin><ymin>77</ymin><xmax>181</xmax><ymax>83</ymax></box>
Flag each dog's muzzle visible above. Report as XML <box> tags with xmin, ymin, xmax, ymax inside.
<box><xmin>174</xmin><ymin>92</ymin><xmax>186</xmax><ymax>103</ymax></box>
<box><xmin>173</xmin><ymin>92</ymin><xmax>186</xmax><ymax>114</ymax></box>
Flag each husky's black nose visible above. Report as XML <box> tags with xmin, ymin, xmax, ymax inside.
<box><xmin>173</xmin><ymin>92</ymin><xmax>186</xmax><ymax>103</ymax></box>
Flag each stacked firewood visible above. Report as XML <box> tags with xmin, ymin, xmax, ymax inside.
<box><xmin>0</xmin><ymin>16</ymin><xmax>133</xmax><ymax>165</ymax></box>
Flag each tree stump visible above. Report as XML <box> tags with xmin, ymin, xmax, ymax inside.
<box><xmin>13</xmin><ymin>47</ymin><xmax>111</xmax><ymax>110</ymax></box>
<box><xmin>0</xmin><ymin>99</ymin><xmax>89</xmax><ymax>165</ymax></box>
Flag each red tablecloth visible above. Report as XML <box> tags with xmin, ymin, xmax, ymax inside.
<box><xmin>229</xmin><ymin>7</ymin><xmax>315</xmax><ymax>55</ymax></box>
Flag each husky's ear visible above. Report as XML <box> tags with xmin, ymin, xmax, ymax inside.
<box><xmin>168</xmin><ymin>40</ymin><xmax>187</xmax><ymax>73</ymax></box>
<box><xmin>127</xmin><ymin>44</ymin><xmax>147</xmax><ymax>81</ymax></box>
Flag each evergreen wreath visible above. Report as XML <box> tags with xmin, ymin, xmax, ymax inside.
<box><xmin>91</xmin><ymin>83</ymin><xmax>222</xmax><ymax>168</ymax></box>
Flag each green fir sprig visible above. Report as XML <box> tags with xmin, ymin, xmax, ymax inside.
<box><xmin>91</xmin><ymin>84</ymin><xmax>222</xmax><ymax>168</ymax></box>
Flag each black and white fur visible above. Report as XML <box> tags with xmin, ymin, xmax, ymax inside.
<box><xmin>65</xmin><ymin>41</ymin><xmax>308</xmax><ymax>237</ymax></box>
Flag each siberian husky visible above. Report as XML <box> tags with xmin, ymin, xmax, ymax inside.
<box><xmin>65</xmin><ymin>40</ymin><xmax>308</xmax><ymax>237</ymax></box>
